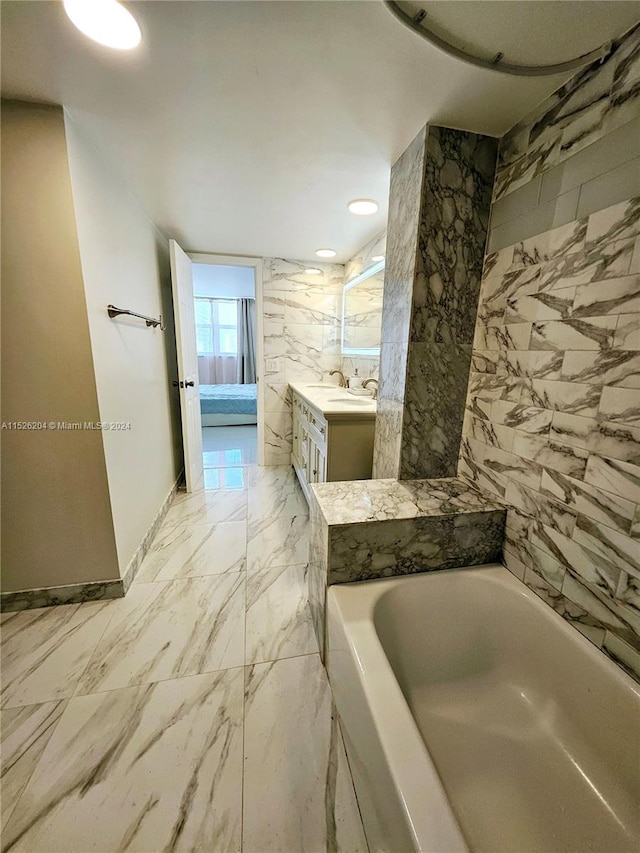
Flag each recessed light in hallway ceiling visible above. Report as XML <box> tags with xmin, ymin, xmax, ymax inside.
<box><xmin>348</xmin><ymin>199</ymin><xmax>380</xmax><ymax>216</ymax></box>
<box><xmin>315</xmin><ymin>249</ymin><xmax>337</xmax><ymax>259</ymax></box>
<box><xmin>63</xmin><ymin>0</ymin><xmax>141</xmax><ymax>50</ymax></box>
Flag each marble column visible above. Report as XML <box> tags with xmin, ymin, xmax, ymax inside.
<box><xmin>373</xmin><ymin>125</ymin><xmax>497</xmax><ymax>479</ymax></box>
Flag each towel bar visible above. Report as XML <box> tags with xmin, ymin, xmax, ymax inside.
<box><xmin>107</xmin><ymin>305</ymin><xmax>166</xmax><ymax>330</ymax></box>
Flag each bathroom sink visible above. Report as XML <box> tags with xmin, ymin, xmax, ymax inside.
<box><xmin>327</xmin><ymin>398</ymin><xmax>373</xmax><ymax>406</ymax></box>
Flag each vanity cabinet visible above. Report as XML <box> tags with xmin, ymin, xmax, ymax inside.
<box><xmin>291</xmin><ymin>389</ymin><xmax>375</xmax><ymax>501</ymax></box>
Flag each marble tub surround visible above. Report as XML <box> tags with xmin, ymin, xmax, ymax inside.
<box><xmin>374</xmin><ymin>123</ymin><xmax>498</xmax><ymax>480</ymax></box>
<box><xmin>308</xmin><ymin>477</ymin><xmax>505</xmax><ymax>652</ymax></box>
<box><xmin>262</xmin><ymin>258</ymin><xmax>344</xmax><ymax>465</ymax></box>
<box><xmin>464</xmin><ymin>27</ymin><xmax>640</xmax><ymax>680</ymax></box>
<box><xmin>493</xmin><ymin>22</ymin><xmax>640</xmax><ymax>208</ymax></box>
<box><xmin>1</xmin><ymin>461</ymin><xmax>367</xmax><ymax>850</ymax></box>
<box><xmin>313</xmin><ymin>476</ymin><xmax>504</xmax><ymax>526</ymax></box>
<box><xmin>461</xmin><ymin>195</ymin><xmax>640</xmax><ymax>679</ymax></box>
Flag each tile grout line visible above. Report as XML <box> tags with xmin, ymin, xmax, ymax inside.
<box><xmin>0</xmin><ymin>696</ymin><xmax>71</xmax><ymax>833</ymax></box>
<box><xmin>67</xmin><ymin>596</ymin><xmax>130</xmax><ymax>702</ymax></box>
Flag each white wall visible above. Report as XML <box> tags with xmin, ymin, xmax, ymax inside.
<box><xmin>193</xmin><ymin>263</ymin><xmax>255</xmax><ymax>299</ymax></box>
<box><xmin>65</xmin><ymin>113</ymin><xmax>182</xmax><ymax>579</ymax></box>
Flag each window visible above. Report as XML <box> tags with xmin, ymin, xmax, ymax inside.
<box><xmin>194</xmin><ymin>298</ymin><xmax>238</xmax><ymax>356</ymax></box>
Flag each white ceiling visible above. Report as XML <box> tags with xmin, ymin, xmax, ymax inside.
<box><xmin>2</xmin><ymin>1</ymin><xmax>639</xmax><ymax>263</ymax></box>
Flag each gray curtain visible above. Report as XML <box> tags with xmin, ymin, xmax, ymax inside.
<box><xmin>236</xmin><ymin>298</ymin><xmax>257</xmax><ymax>384</ymax></box>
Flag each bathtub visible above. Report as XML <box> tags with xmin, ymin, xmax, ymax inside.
<box><xmin>326</xmin><ymin>564</ymin><xmax>640</xmax><ymax>853</ymax></box>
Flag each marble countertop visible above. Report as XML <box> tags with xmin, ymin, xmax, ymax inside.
<box><xmin>289</xmin><ymin>383</ymin><xmax>377</xmax><ymax>418</ymax></box>
<box><xmin>310</xmin><ymin>477</ymin><xmax>504</xmax><ymax>525</ymax></box>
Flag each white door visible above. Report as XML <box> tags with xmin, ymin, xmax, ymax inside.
<box><xmin>169</xmin><ymin>239</ymin><xmax>203</xmax><ymax>492</ymax></box>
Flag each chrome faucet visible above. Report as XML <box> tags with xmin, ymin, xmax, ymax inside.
<box><xmin>329</xmin><ymin>369</ymin><xmax>347</xmax><ymax>388</ymax></box>
<box><xmin>363</xmin><ymin>378</ymin><xmax>379</xmax><ymax>400</ymax></box>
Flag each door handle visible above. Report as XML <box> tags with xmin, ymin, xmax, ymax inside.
<box><xmin>185</xmin><ymin>380</ymin><xmax>195</xmax><ymax>387</ymax></box>
<box><xmin>172</xmin><ymin>380</ymin><xmax>184</xmax><ymax>388</ymax></box>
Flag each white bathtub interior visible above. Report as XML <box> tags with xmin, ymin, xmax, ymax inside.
<box><xmin>327</xmin><ymin>565</ymin><xmax>640</xmax><ymax>853</ymax></box>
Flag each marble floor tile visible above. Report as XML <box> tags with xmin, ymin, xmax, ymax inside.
<box><xmin>247</xmin><ymin>477</ymin><xmax>308</xmax><ymax>525</ymax></box>
<box><xmin>204</xmin><ymin>466</ymin><xmax>250</xmax><ymax>491</ymax></box>
<box><xmin>247</xmin><ymin>464</ymin><xmax>296</xmax><ymax>489</ymax></box>
<box><xmin>76</xmin><ymin>574</ymin><xmax>245</xmax><ymax>695</ymax></box>
<box><xmin>164</xmin><ymin>488</ymin><xmax>247</xmax><ymax>528</ymax></box>
<box><xmin>2</xmin><ymin>669</ymin><xmax>244</xmax><ymax>853</ymax></box>
<box><xmin>246</xmin><ymin>515</ymin><xmax>310</xmax><ymax>572</ymax></box>
<box><xmin>134</xmin><ymin>521</ymin><xmax>247</xmax><ymax>584</ymax></box>
<box><xmin>1</xmin><ymin>602</ymin><xmax>117</xmax><ymax>709</ymax></box>
<box><xmin>245</xmin><ymin>564</ymin><xmax>317</xmax><ymax>664</ymax></box>
<box><xmin>202</xmin><ymin>425</ymin><xmax>258</xmax><ymax>467</ymax></box>
<box><xmin>243</xmin><ymin>654</ymin><xmax>367</xmax><ymax>853</ymax></box>
<box><xmin>1</xmin><ymin>700</ymin><xmax>67</xmax><ymax>828</ymax></box>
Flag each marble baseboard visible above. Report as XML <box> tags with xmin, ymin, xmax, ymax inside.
<box><xmin>0</xmin><ymin>580</ymin><xmax>125</xmax><ymax>614</ymax></box>
<box><xmin>122</xmin><ymin>472</ymin><xmax>183</xmax><ymax>593</ymax></box>
<box><xmin>1</xmin><ymin>473</ymin><xmax>183</xmax><ymax>613</ymax></box>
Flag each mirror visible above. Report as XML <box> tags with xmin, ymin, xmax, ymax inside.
<box><xmin>341</xmin><ymin>260</ymin><xmax>385</xmax><ymax>356</ymax></box>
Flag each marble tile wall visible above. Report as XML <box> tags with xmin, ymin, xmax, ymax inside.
<box><xmin>458</xmin><ymin>22</ymin><xmax>640</xmax><ymax>682</ymax></box>
<box><xmin>460</xmin><ymin>196</ymin><xmax>640</xmax><ymax>680</ymax></box>
<box><xmin>373</xmin><ymin>124</ymin><xmax>498</xmax><ymax>480</ymax></box>
<box><xmin>343</xmin><ymin>229</ymin><xmax>387</xmax><ymax>284</ymax></box>
<box><xmin>262</xmin><ymin>258</ymin><xmax>344</xmax><ymax>465</ymax></box>
<box><xmin>490</xmin><ymin>22</ymin><xmax>640</xmax><ymax>251</ymax></box>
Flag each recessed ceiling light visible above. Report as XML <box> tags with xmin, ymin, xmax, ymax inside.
<box><xmin>315</xmin><ymin>249</ymin><xmax>336</xmax><ymax>258</ymax></box>
<box><xmin>63</xmin><ymin>0</ymin><xmax>142</xmax><ymax>50</ymax></box>
<box><xmin>348</xmin><ymin>199</ymin><xmax>379</xmax><ymax>216</ymax></box>
<box><xmin>372</xmin><ymin>255</ymin><xmax>385</xmax><ymax>262</ymax></box>
<box><xmin>305</xmin><ymin>268</ymin><xmax>322</xmax><ymax>275</ymax></box>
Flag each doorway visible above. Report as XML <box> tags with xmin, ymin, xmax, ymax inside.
<box><xmin>189</xmin><ymin>253</ymin><xmax>264</xmax><ymax>489</ymax></box>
